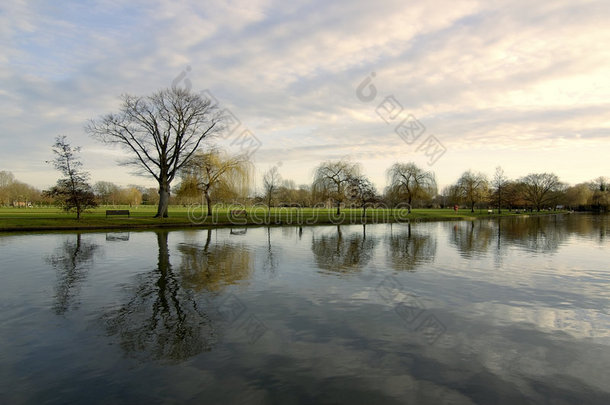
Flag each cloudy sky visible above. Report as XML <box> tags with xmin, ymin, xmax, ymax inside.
<box><xmin>1</xmin><ymin>0</ymin><xmax>609</xmax><ymax>192</ymax></box>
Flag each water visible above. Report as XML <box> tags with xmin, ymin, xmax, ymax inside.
<box><xmin>0</xmin><ymin>214</ymin><xmax>609</xmax><ymax>404</ymax></box>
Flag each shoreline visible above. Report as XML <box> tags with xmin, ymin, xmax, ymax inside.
<box><xmin>0</xmin><ymin>211</ymin><xmax>572</xmax><ymax>234</ymax></box>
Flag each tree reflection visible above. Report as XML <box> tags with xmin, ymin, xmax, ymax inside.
<box><xmin>177</xmin><ymin>229</ymin><xmax>254</xmax><ymax>292</ymax></box>
<box><xmin>449</xmin><ymin>215</ymin><xmax>603</xmax><ymax>257</ymax></box>
<box><xmin>500</xmin><ymin>216</ymin><xmax>566</xmax><ymax>253</ymax></box>
<box><xmin>387</xmin><ymin>223</ymin><xmax>437</xmax><ymax>271</ymax></box>
<box><xmin>46</xmin><ymin>233</ymin><xmax>100</xmax><ymax>315</ymax></box>
<box><xmin>103</xmin><ymin>231</ymin><xmax>216</xmax><ymax>363</ymax></box>
<box><xmin>449</xmin><ymin>221</ymin><xmax>494</xmax><ymax>258</ymax></box>
<box><xmin>263</xmin><ymin>227</ymin><xmax>279</xmax><ymax>276</ymax></box>
<box><xmin>311</xmin><ymin>225</ymin><xmax>376</xmax><ymax>274</ymax></box>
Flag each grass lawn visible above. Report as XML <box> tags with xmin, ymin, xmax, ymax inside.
<box><xmin>0</xmin><ymin>205</ymin><xmax>566</xmax><ymax>232</ymax></box>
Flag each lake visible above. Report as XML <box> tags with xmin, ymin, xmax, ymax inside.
<box><xmin>1</xmin><ymin>214</ymin><xmax>609</xmax><ymax>404</ymax></box>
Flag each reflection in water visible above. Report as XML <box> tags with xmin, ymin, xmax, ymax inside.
<box><xmin>447</xmin><ymin>215</ymin><xmax>605</xmax><ymax>257</ymax></box>
<box><xmin>46</xmin><ymin>234</ymin><xmax>100</xmax><ymax>315</ymax></box>
<box><xmin>2</xmin><ymin>215</ymin><xmax>607</xmax><ymax>403</ymax></box>
<box><xmin>387</xmin><ymin>223</ymin><xmax>437</xmax><ymax>271</ymax></box>
<box><xmin>105</xmin><ymin>232</ymin><xmax>130</xmax><ymax>241</ymax></box>
<box><xmin>263</xmin><ymin>227</ymin><xmax>279</xmax><ymax>276</ymax></box>
<box><xmin>178</xmin><ymin>229</ymin><xmax>254</xmax><ymax>292</ymax></box>
<box><xmin>103</xmin><ymin>231</ymin><xmax>216</xmax><ymax>363</ymax></box>
<box><xmin>311</xmin><ymin>225</ymin><xmax>376</xmax><ymax>274</ymax></box>
<box><xmin>450</xmin><ymin>221</ymin><xmax>494</xmax><ymax>258</ymax></box>
<box><xmin>500</xmin><ymin>216</ymin><xmax>566</xmax><ymax>253</ymax></box>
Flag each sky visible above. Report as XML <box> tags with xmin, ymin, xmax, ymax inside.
<box><xmin>1</xmin><ymin>0</ymin><xmax>609</xmax><ymax>193</ymax></box>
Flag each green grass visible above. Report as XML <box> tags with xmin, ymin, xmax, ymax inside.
<box><xmin>0</xmin><ymin>205</ymin><xmax>567</xmax><ymax>232</ymax></box>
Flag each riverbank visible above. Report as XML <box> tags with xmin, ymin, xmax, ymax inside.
<box><xmin>0</xmin><ymin>206</ymin><xmax>570</xmax><ymax>232</ymax></box>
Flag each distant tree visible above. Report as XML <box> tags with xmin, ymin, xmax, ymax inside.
<box><xmin>44</xmin><ymin>136</ymin><xmax>97</xmax><ymax>219</ymax></box>
<box><xmin>0</xmin><ymin>172</ymin><xmax>42</xmax><ymax>206</ymax></box>
<box><xmin>263</xmin><ymin>166</ymin><xmax>282</xmax><ymax>211</ymax></box>
<box><xmin>94</xmin><ymin>181</ymin><xmax>120</xmax><ymax>205</ymax></box>
<box><xmin>0</xmin><ymin>171</ymin><xmax>16</xmax><ymax>206</ymax></box>
<box><xmin>456</xmin><ymin>171</ymin><xmax>489</xmax><ymax>213</ymax></box>
<box><xmin>591</xmin><ymin>176</ymin><xmax>608</xmax><ymax>192</ymax></box>
<box><xmin>5</xmin><ymin>181</ymin><xmax>41</xmax><ymax>206</ymax></box>
<box><xmin>180</xmin><ymin>148</ymin><xmax>251</xmax><ymax>216</ymax></box>
<box><xmin>504</xmin><ymin>181</ymin><xmax>527</xmax><ymax>210</ymax></box>
<box><xmin>87</xmin><ymin>87</ymin><xmax>223</xmax><ymax>218</ymax></box>
<box><xmin>437</xmin><ymin>185</ymin><xmax>461</xmax><ymax>208</ymax></box>
<box><xmin>589</xmin><ymin>176</ymin><xmax>609</xmax><ymax>211</ymax></box>
<box><xmin>312</xmin><ymin>160</ymin><xmax>360</xmax><ymax>215</ymax></box>
<box><xmin>295</xmin><ymin>184</ymin><xmax>313</xmax><ymax>207</ymax></box>
<box><xmin>120</xmin><ymin>186</ymin><xmax>143</xmax><ymax>206</ymax></box>
<box><xmin>0</xmin><ymin>170</ymin><xmax>14</xmax><ymax>188</ymax></box>
<box><xmin>347</xmin><ymin>174</ymin><xmax>378</xmax><ymax>217</ymax></box>
<box><xmin>142</xmin><ymin>187</ymin><xmax>160</xmax><ymax>205</ymax></box>
<box><xmin>491</xmin><ymin>166</ymin><xmax>509</xmax><ymax>213</ymax></box>
<box><xmin>520</xmin><ymin>173</ymin><xmax>562</xmax><ymax>211</ymax></box>
<box><xmin>277</xmin><ymin>179</ymin><xmax>298</xmax><ymax>206</ymax></box>
<box><xmin>386</xmin><ymin>163</ymin><xmax>437</xmax><ymax>213</ymax></box>
<box><xmin>563</xmin><ymin>183</ymin><xmax>593</xmax><ymax>210</ymax></box>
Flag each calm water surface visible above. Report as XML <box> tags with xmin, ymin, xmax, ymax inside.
<box><xmin>1</xmin><ymin>214</ymin><xmax>609</xmax><ymax>404</ymax></box>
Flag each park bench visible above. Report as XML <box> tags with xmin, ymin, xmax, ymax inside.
<box><xmin>106</xmin><ymin>209</ymin><xmax>130</xmax><ymax>218</ymax></box>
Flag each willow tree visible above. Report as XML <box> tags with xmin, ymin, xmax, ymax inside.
<box><xmin>86</xmin><ymin>88</ymin><xmax>223</xmax><ymax>218</ymax></box>
<box><xmin>387</xmin><ymin>163</ymin><xmax>437</xmax><ymax>213</ymax></box>
<box><xmin>312</xmin><ymin>160</ymin><xmax>360</xmax><ymax>215</ymax></box>
<box><xmin>179</xmin><ymin>148</ymin><xmax>251</xmax><ymax>216</ymax></box>
<box><xmin>456</xmin><ymin>170</ymin><xmax>489</xmax><ymax>213</ymax></box>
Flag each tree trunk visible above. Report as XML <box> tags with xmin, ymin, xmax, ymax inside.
<box><xmin>205</xmin><ymin>190</ymin><xmax>212</xmax><ymax>216</ymax></box>
<box><xmin>155</xmin><ymin>182</ymin><xmax>170</xmax><ymax>218</ymax></box>
<box><xmin>336</xmin><ymin>200</ymin><xmax>340</xmax><ymax>215</ymax></box>
<box><xmin>407</xmin><ymin>196</ymin><xmax>412</xmax><ymax>213</ymax></box>
<box><xmin>471</xmin><ymin>202</ymin><xmax>475</xmax><ymax>213</ymax></box>
<box><xmin>497</xmin><ymin>190</ymin><xmax>502</xmax><ymax>214</ymax></box>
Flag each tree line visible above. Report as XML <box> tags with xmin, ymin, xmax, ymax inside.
<box><xmin>175</xmin><ymin>157</ymin><xmax>608</xmax><ymax>214</ymax></box>
<box><xmin>5</xmin><ymin>87</ymin><xmax>606</xmax><ymax>218</ymax></box>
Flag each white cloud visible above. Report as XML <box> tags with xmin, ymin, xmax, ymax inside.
<box><xmin>0</xmin><ymin>0</ymin><xmax>608</xmax><ymax>190</ymax></box>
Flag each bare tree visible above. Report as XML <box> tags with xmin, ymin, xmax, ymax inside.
<box><xmin>347</xmin><ymin>174</ymin><xmax>377</xmax><ymax>217</ymax></box>
<box><xmin>589</xmin><ymin>176</ymin><xmax>609</xmax><ymax>211</ymax></box>
<box><xmin>263</xmin><ymin>166</ymin><xmax>282</xmax><ymax>212</ymax></box>
<box><xmin>312</xmin><ymin>160</ymin><xmax>360</xmax><ymax>215</ymax></box>
<box><xmin>387</xmin><ymin>163</ymin><xmax>437</xmax><ymax>213</ymax></box>
<box><xmin>491</xmin><ymin>166</ymin><xmax>509</xmax><ymax>213</ymax></box>
<box><xmin>0</xmin><ymin>171</ymin><xmax>14</xmax><ymax>188</ymax></box>
<box><xmin>0</xmin><ymin>171</ymin><xmax>15</xmax><ymax>205</ymax></box>
<box><xmin>87</xmin><ymin>88</ymin><xmax>223</xmax><ymax>218</ymax></box>
<box><xmin>520</xmin><ymin>173</ymin><xmax>562</xmax><ymax>211</ymax></box>
<box><xmin>456</xmin><ymin>170</ymin><xmax>489</xmax><ymax>213</ymax></box>
<box><xmin>44</xmin><ymin>136</ymin><xmax>97</xmax><ymax>219</ymax></box>
<box><xmin>93</xmin><ymin>181</ymin><xmax>120</xmax><ymax>205</ymax></box>
<box><xmin>180</xmin><ymin>148</ymin><xmax>251</xmax><ymax>216</ymax></box>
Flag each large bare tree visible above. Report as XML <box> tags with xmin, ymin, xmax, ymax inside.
<box><xmin>520</xmin><ymin>173</ymin><xmax>562</xmax><ymax>211</ymax></box>
<box><xmin>87</xmin><ymin>88</ymin><xmax>223</xmax><ymax>218</ymax></box>
<box><xmin>387</xmin><ymin>163</ymin><xmax>437</xmax><ymax>213</ymax></box>
<box><xmin>312</xmin><ymin>160</ymin><xmax>360</xmax><ymax>215</ymax></box>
